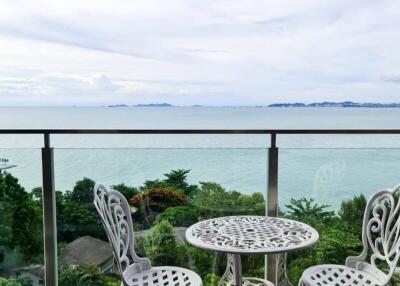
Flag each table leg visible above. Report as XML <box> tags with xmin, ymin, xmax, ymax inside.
<box><xmin>232</xmin><ymin>254</ymin><xmax>242</xmax><ymax>286</ymax></box>
<box><xmin>219</xmin><ymin>254</ymin><xmax>232</xmax><ymax>286</ymax></box>
<box><xmin>219</xmin><ymin>254</ymin><xmax>242</xmax><ymax>286</ymax></box>
<box><xmin>277</xmin><ymin>253</ymin><xmax>293</xmax><ymax>286</ymax></box>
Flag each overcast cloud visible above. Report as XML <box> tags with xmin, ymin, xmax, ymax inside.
<box><xmin>0</xmin><ymin>0</ymin><xmax>399</xmax><ymax>106</ymax></box>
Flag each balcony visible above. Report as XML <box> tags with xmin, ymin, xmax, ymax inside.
<box><xmin>1</xmin><ymin>129</ymin><xmax>400</xmax><ymax>286</ymax></box>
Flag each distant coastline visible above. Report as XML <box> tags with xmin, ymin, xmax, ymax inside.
<box><xmin>108</xmin><ymin>101</ymin><xmax>400</xmax><ymax>108</ymax></box>
<box><xmin>268</xmin><ymin>101</ymin><xmax>400</xmax><ymax>108</ymax></box>
<box><xmin>108</xmin><ymin>103</ymin><xmax>173</xmax><ymax>108</ymax></box>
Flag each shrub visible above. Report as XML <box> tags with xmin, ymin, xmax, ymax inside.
<box><xmin>0</xmin><ymin>277</ymin><xmax>31</xmax><ymax>286</ymax></box>
<box><xmin>144</xmin><ymin>220</ymin><xmax>180</xmax><ymax>266</ymax></box>
<box><xmin>177</xmin><ymin>243</ymin><xmax>217</xmax><ymax>278</ymax></box>
<box><xmin>130</xmin><ymin>188</ymin><xmax>187</xmax><ymax>225</ymax></box>
<box><xmin>203</xmin><ymin>273</ymin><xmax>221</xmax><ymax>286</ymax></box>
<box><xmin>155</xmin><ymin>206</ymin><xmax>198</xmax><ymax>227</ymax></box>
<box><xmin>339</xmin><ymin>194</ymin><xmax>367</xmax><ymax>235</ymax></box>
<box><xmin>58</xmin><ymin>264</ymin><xmax>116</xmax><ymax>286</ymax></box>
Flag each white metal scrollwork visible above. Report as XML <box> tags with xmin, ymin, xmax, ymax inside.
<box><xmin>186</xmin><ymin>216</ymin><xmax>319</xmax><ymax>254</ymax></box>
<box><xmin>300</xmin><ymin>185</ymin><xmax>400</xmax><ymax>286</ymax></box>
<box><xmin>94</xmin><ymin>184</ymin><xmax>202</xmax><ymax>286</ymax></box>
<box><xmin>94</xmin><ymin>184</ymin><xmax>151</xmax><ymax>276</ymax></box>
<box><xmin>349</xmin><ymin>185</ymin><xmax>400</xmax><ymax>283</ymax></box>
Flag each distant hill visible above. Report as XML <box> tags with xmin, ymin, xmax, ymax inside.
<box><xmin>135</xmin><ymin>103</ymin><xmax>173</xmax><ymax>107</ymax></box>
<box><xmin>268</xmin><ymin>101</ymin><xmax>400</xmax><ymax>108</ymax></box>
<box><xmin>107</xmin><ymin>101</ymin><xmax>400</xmax><ymax>108</ymax></box>
<box><xmin>108</xmin><ymin>103</ymin><xmax>174</xmax><ymax>107</ymax></box>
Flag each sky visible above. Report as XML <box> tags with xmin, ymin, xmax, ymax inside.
<box><xmin>0</xmin><ymin>0</ymin><xmax>399</xmax><ymax>106</ymax></box>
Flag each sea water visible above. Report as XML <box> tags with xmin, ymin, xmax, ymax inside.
<box><xmin>1</xmin><ymin>106</ymin><xmax>400</xmax><ymax>210</ymax></box>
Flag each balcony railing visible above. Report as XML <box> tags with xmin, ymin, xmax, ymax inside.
<box><xmin>1</xmin><ymin>128</ymin><xmax>400</xmax><ymax>286</ymax></box>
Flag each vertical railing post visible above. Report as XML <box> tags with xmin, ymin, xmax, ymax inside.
<box><xmin>42</xmin><ymin>133</ymin><xmax>58</xmax><ymax>286</ymax></box>
<box><xmin>266</xmin><ymin>133</ymin><xmax>279</xmax><ymax>284</ymax></box>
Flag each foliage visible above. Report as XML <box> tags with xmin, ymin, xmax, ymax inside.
<box><xmin>0</xmin><ymin>173</ymin><xmax>42</xmax><ymax>261</ymax></box>
<box><xmin>57</xmin><ymin>178</ymin><xmax>105</xmax><ymax>242</ymax></box>
<box><xmin>339</xmin><ymin>194</ymin><xmax>367</xmax><ymax>235</ymax></box>
<box><xmin>286</xmin><ymin>255</ymin><xmax>317</xmax><ymax>284</ymax></box>
<box><xmin>140</xmin><ymin>169</ymin><xmax>199</xmax><ymax>196</ymax></box>
<box><xmin>284</xmin><ymin>197</ymin><xmax>335</xmax><ymax>230</ymax></box>
<box><xmin>0</xmin><ymin>277</ymin><xmax>31</xmax><ymax>286</ymax></box>
<box><xmin>69</xmin><ymin>177</ymin><xmax>95</xmax><ymax>204</ymax></box>
<box><xmin>57</xmin><ymin>193</ymin><xmax>105</xmax><ymax>242</ymax></box>
<box><xmin>177</xmin><ymin>243</ymin><xmax>216</xmax><ymax>278</ymax></box>
<box><xmin>163</xmin><ymin>169</ymin><xmax>199</xmax><ymax>196</ymax></box>
<box><xmin>2</xmin><ymin>170</ymin><xmax>397</xmax><ymax>285</ymax></box>
<box><xmin>285</xmin><ymin>198</ymin><xmax>363</xmax><ymax>283</ymax></box>
<box><xmin>241</xmin><ymin>255</ymin><xmax>264</xmax><ymax>278</ymax></box>
<box><xmin>58</xmin><ymin>264</ymin><xmax>116</xmax><ymax>286</ymax></box>
<box><xmin>112</xmin><ymin>183</ymin><xmax>138</xmax><ymax>201</ymax></box>
<box><xmin>203</xmin><ymin>273</ymin><xmax>221</xmax><ymax>286</ymax></box>
<box><xmin>314</xmin><ymin>226</ymin><xmax>361</xmax><ymax>263</ymax></box>
<box><xmin>192</xmin><ymin>182</ymin><xmax>265</xmax><ymax>218</ymax></box>
<box><xmin>131</xmin><ymin>187</ymin><xmax>187</xmax><ymax>225</ymax></box>
<box><xmin>144</xmin><ymin>220</ymin><xmax>179</xmax><ymax>266</ymax></box>
<box><xmin>155</xmin><ymin>206</ymin><xmax>198</xmax><ymax>227</ymax></box>
<box><xmin>389</xmin><ymin>273</ymin><xmax>400</xmax><ymax>286</ymax></box>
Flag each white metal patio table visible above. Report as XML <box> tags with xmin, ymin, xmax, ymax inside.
<box><xmin>186</xmin><ymin>216</ymin><xmax>319</xmax><ymax>286</ymax></box>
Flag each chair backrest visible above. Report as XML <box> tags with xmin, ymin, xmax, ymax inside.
<box><xmin>347</xmin><ymin>185</ymin><xmax>400</xmax><ymax>284</ymax></box>
<box><xmin>93</xmin><ymin>184</ymin><xmax>151</xmax><ymax>284</ymax></box>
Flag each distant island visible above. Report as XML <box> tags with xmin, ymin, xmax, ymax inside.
<box><xmin>268</xmin><ymin>101</ymin><xmax>400</xmax><ymax>108</ymax></box>
<box><xmin>108</xmin><ymin>101</ymin><xmax>400</xmax><ymax>108</ymax></box>
<box><xmin>109</xmin><ymin>103</ymin><xmax>173</xmax><ymax>107</ymax></box>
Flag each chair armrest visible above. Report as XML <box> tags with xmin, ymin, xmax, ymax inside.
<box><xmin>345</xmin><ymin>255</ymin><xmax>363</xmax><ymax>268</ymax></box>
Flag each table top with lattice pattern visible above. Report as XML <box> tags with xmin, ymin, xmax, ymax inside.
<box><xmin>186</xmin><ymin>216</ymin><xmax>319</xmax><ymax>254</ymax></box>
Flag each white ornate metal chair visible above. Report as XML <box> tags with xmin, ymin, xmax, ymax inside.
<box><xmin>93</xmin><ymin>183</ymin><xmax>203</xmax><ymax>286</ymax></box>
<box><xmin>299</xmin><ymin>185</ymin><xmax>400</xmax><ymax>286</ymax></box>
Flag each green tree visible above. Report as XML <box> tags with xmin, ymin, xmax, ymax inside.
<box><xmin>284</xmin><ymin>197</ymin><xmax>335</xmax><ymax>230</ymax></box>
<box><xmin>145</xmin><ymin>220</ymin><xmax>180</xmax><ymax>266</ymax></box>
<box><xmin>339</xmin><ymin>194</ymin><xmax>367</xmax><ymax>235</ymax></box>
<box><xmin>70</xmin><ymin>177</ymin><xmax>95</xmax><ymax>204</ymax></box>
<box><xmin>0</xmin><ymin>173</ymin><xmax>42</xmax><ymax>261</ymax></box>
<box><xmin>140</xmin><ymin>170</ymin><xmax>199</xmax><ymax>197</ymax></box>
<box><xmin>57</xmin><ymin>178</ymin><xmax>105</xmax><ymax>242</ymax></box>
<box><xmin>192</xmin><ymin>182</ymin><xmax>265</xmax><ymax>218</ymax></box>
<box><xmin>112</xmin><ymin>184</ymin><xmax>138</xmax><ymax>201</ymax></box>
<box><xmin>58</xmin><ymin>197</ymin><xmax>105</xmax><ymax>241</ymax></box>
<box><xmin>163</xmin><ymin>169</ymin><xmax>199</xmax><ymax>196</ymax></box>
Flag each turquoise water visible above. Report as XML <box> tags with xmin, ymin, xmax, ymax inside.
<box><xmin>1</xmin><ymin>107</ymin><xmax>400</xmax><ymax>210</ymax></box>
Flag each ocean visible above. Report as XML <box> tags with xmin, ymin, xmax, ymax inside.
<box><xmin>1</xmin><ymin>106</ymin><xmax>400</xmax><ymax>210</ymax></box>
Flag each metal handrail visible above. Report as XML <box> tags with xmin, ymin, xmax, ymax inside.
<box><xmin>1</xmin><ymin>128</ymin><xmax>400</xmax><ymax>134</ymax></box>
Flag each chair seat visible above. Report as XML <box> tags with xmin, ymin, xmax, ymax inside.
<box><xmin>300</xmin><ymin>264</ymin><xmax>382</xmax><ymax>286</ymax></box>
<box><xmin>226</xmin><ymin>277</ymin><xmax>275</xmax><ymax>286</ymax></box>
<box><xmin>123</xmin><ymin>266</ymin><xmax>202</xmax><ymax>286</ymax></box>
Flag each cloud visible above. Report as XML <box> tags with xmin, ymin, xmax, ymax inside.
<box><xmin>381</xmin><ymin>75</ymin><xmax>400</xmax><ymax>83</ymax></box>
<box><xmin>0</xmin><ymin>0</ymin><xmax>399</xmax><ymax>105</ymax></box>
